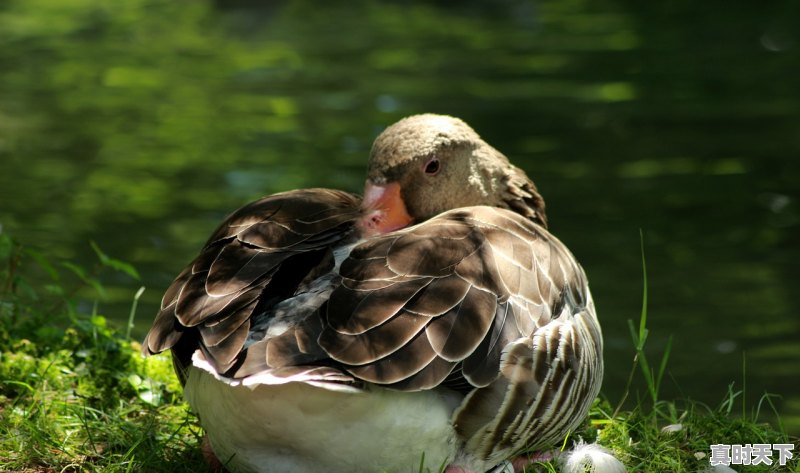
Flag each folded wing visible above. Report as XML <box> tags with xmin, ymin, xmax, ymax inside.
<box><xmin>142</xmin><ymin>188</ymin><xmax>361</xmax><ymax>377</ymax></box>
<box><xmin>316</xmin><ymin>206</ymin><xmax>602</xmax><ymax>462</ymax></box>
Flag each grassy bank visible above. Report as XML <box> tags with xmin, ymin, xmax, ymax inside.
<box><xmin>1</xmin><ymin>233</ymin><xmax>797</xmax><ymax>472</ymax></box>
<box><xmin>0</xmin><ymin>233</ymin><xmax>207</xmax><ymax>472</ymax></box>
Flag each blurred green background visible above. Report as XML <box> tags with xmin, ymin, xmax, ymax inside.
<box><xmin>1</xmin><ymin>0</ymin><xmax>798</xmax><ymax>431</ymax></box>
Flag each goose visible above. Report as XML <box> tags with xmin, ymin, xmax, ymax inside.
<box><xmin>142</xmin><ymin>114</ymin><xmax>610</xmax><ymax>473</ymax></box>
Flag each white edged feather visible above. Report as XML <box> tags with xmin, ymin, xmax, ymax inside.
<box><xmin>560</xmin><ymin>440</ymin><xmax>626</xmax><ymax>473</ymax></box>
<box><xmin>190</xmin><ymin>350</ymin><xmax>362</xmax><ymax>392</ymax></box>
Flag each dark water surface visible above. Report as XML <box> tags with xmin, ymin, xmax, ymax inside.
<box><xmin>1</xmin><ymin>0</ymin><xmax>799</xmax><ymax>431</ymax></box>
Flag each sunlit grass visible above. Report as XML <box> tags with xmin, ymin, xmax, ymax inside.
<box><xmin>1</xmin><ymin>232</ymin><xmax>797</xmax><ymax>472</ymax></box>
<box><xmin>0</xmin><ymin>339</ymin><xmax>207</xmax><ymax>472</ymax></box>
<box><xmin>0</xmin><ymin>234</ymin><xmax>208</xmax><ymax>472</ymax></box>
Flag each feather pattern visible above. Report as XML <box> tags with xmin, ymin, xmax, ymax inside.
<box><xmin>141</xmin><ymin>114</ymin><xmax>606</xmax><ymax>473</ymax></box>
<box><xmin>142</xmin><ymin>188</ymin><xmax>362</xmax><ymax>375</ymax></box>
<box><xmin>144</xmin><ymin>196</ymin><xmax>602</xmax><ymax>467</ymax></box>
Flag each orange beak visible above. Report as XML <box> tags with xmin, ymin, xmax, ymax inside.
<box><xmin>358</xmin><ymin>181</ymin><xmax>413</xmax><ymax>236</ymax></box>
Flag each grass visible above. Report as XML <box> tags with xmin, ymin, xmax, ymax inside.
<box><xmin>0</xmin><ymin>233</ymin><xmax>208</xmax><ymax>472</ymax></box>
<box><xmin>1</xmin><ymin>231</ymin><xmax>798</xmax><ymax>472</ymax></box>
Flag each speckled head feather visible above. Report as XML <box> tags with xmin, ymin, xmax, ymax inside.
<box><xmin>368</xmin><ymin>114</ymin><xmax>482</xmax><ymax>177</ymax></box>
<box><xmin>367</xmin><ymin>114</ymin><xmax>548</xmax><ymax>227</ymax></box>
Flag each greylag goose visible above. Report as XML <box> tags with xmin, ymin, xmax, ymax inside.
<box><xmin>142</xmin><ymin>114</ymin><xmax>606</xmax><ymax>473</ymax></box>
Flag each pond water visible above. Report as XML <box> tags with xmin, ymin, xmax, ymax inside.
<box><xmin>1</xmin><ymin>0</ymin><xmax>798</xmax><ymax>431</ymax></box>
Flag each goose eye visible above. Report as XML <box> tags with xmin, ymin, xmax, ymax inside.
<box><xmin>424</xmin><ymin>158</ymin><xmax>440</xmax><ymax>175</ymax></box>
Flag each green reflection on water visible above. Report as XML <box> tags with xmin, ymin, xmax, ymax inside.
<box><xmin>1</xmin><ymin>0</ymin><xmax>798</xmax><ymax>432</ymax></box>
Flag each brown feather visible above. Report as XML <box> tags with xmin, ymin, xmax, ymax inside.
<box><xmin>343</xmin><ymin>326</ymin><xmax>439</xmax><ymax>384</ymax></box>
<box><xmin>142</xmin><ymin>188</ymin><xmax>361</xmax><ymax>374</ymax></box>
<box><xmin>197</xmin><ymin>288</ymin><xmax>260</xmax><ymax>347</ymax></box>
<box><xmin>200</xmin><ymin>316</ymin><xmax>252</xmax><ymax>373</ymax></box>
<box><xmin>327</xmin><ymin>277</ymin><xmax>432</xmax><ymax>335</ymax></box>
<box><xmin>383</xmin><ymin>354</ymin><xmax>456</xmax><ymax>391</ymax></box>
<box><xmin>205</xmin><ymin>245</ymin><xmax>284</xmax><ymax>297</ymax></box>
<box><xmin>425</xmin><ymin>286</ymin><xmax>497</xmax><ymax>362</ymax></box>
<box><xmin>142</xmin><ymin>302</ymin><xmax>183</xmax><ymax>355</ymax></box>
<box><xmin>318</xmin><ymin>310</ymin><xmax>430</xmax><ymax>365</ymax></box>
<box><xmin>403</xmin><ymin>276</ymin><xmax>472</xmax><ymax>317</ymax></box>
<box><xmin>461</xmin><ymin>302</ymin><xmax>514</xmax><ymax>387</ymax></box>
<box><xmin>160</xmin><ymin>266</ymin><xmax>191</xmax><ymax>308</ymax></box>
<box><xmin>141</xmin><ymin>115</ymin><xmax>603</xmax><ymax>471</ymax></box>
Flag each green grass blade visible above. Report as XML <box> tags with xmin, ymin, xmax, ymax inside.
<box><xmin>126</xmin><ymin>286</ymin><xmax>146</xmax><ymax>340</ymax></box>
<box><xmin>741</xmin><ymin>351</ymin><xmax>750</xmax><ymax>421</ymax></box>
<box><xmin>638</xmin><ymin>228</ymin><xmax>648</xmax><ymax>350</ymax></box>
<box><xmin>90</xmin><ymin>240</ymin><xmax>141</xmax><ymax>280</ymax></box>
<box><xmin>639</xmin><ymin>351</ymin><xmax>656</xmax><ymax>403</ymax></box>
<box><xmin>654</xmin><ymin>335</ymin><xmax>673</xmax><ymax>400</ymax></box>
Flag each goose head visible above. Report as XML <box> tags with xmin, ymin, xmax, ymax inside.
<box><xmin>359</xmin><ymin>114</ymin><xmax>547</xmax><ymax>236</ymax></box>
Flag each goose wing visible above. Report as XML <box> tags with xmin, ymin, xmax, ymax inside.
<box><xmin>316</xmin><ymin>205</ymin><xmax>603</xmax><ymax>460</ymax></box>
<box><xmin>142</xmin><ymin>188</ymin><xmax>361</xmax><ymax>378</ymax></box>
